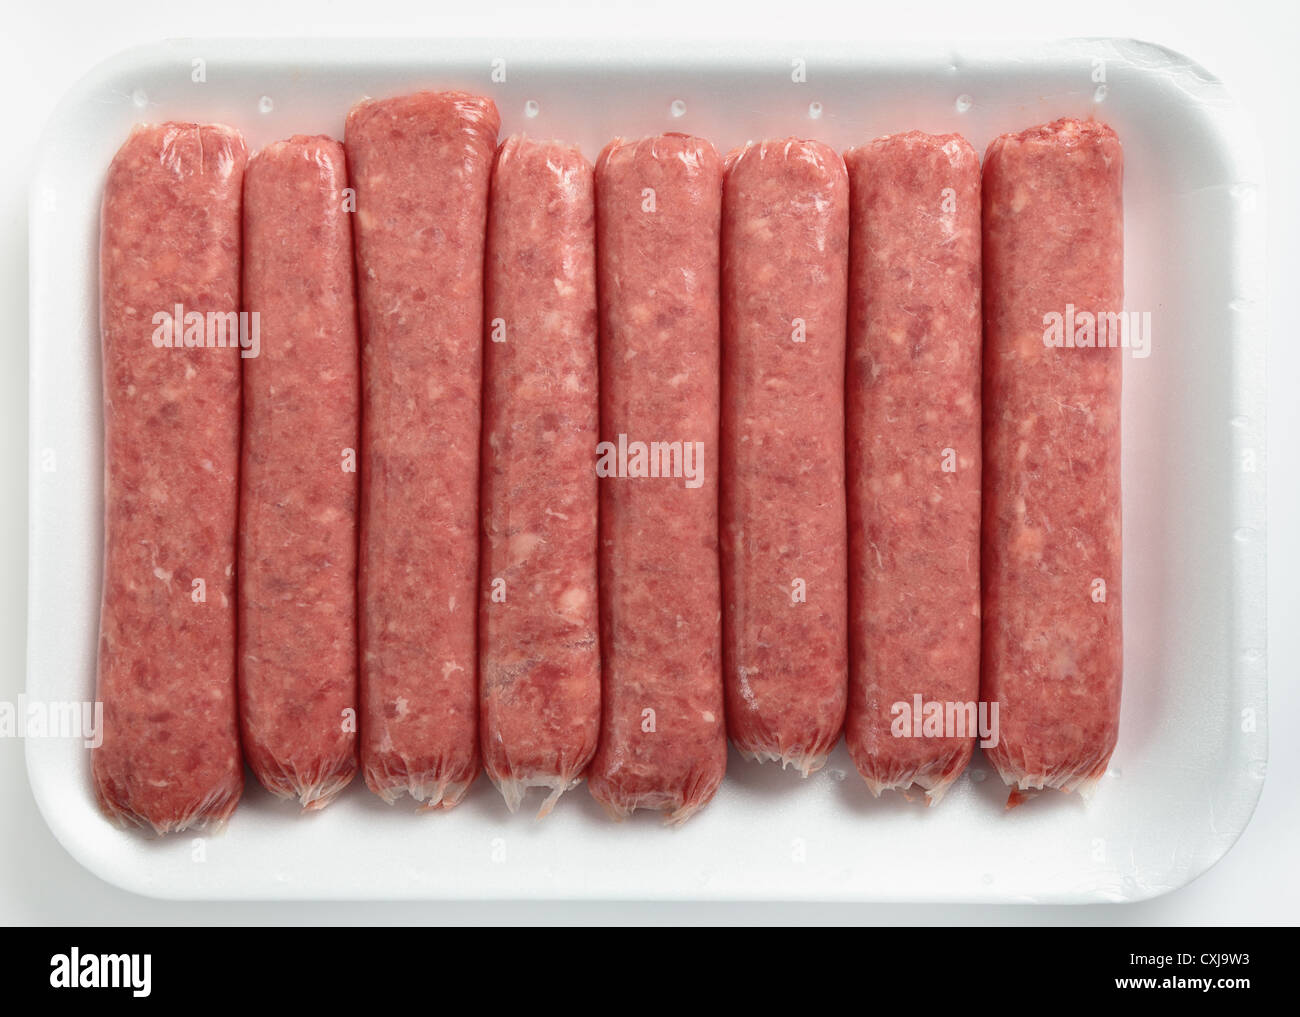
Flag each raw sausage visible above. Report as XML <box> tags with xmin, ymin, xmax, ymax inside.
<box><xmin>480</xmin><ymin>136</ymin><xmax>600</xmax><ymax>815</ymax></box>
<box><xmin>346</xmin><ymin>91</ymin><xmax>500</xmax><ymax>808</ymax></box>
<box><xmin>239</xmin><ymin>135</ymin><xmax>360</xmax><ymax>810</ymax></box>
<box><xmin>720</xmin><ymin>138</ymin><xmax>849</xmax><ymax>775</ymax></box>
<box><xmin>94</xmin><ymin>122</ymin><xmax>247</xmax><ymax>833</ymax></box>
<box><xmin>587</xmin><ymin>133</ymin><xmax>727</xmax><ymax>823</ymax></box>
<box><xmin>844</xmin><ymin>132</ymin><xmax>983</xmax><ymax>803</ymax></box>
<box><xmin>980</xmin><ymin>118</ymin><xmax>1124</xmax><ymax>802</ymax></box>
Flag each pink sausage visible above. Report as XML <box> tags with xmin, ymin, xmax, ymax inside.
<box><xmin>844</xmin><ymin>132</ymin><xmax>983</xmax><ymax>803</ymax></box>
<box><xmin>94</xmin><ymin>123</ymin><xmax>247</xmax><ymax>833</ymax></box>
<box><xmin>587</xmin><ymin>133</ymin><xmax>727</xmax><ymax>824</ymax></box>
<box><xmin>480</xmin><ymin>136</ymin><xmax>601</xmax><ymax>816</ymax></box>
<box><xmin>980</xmin><ymin>119</ymin><xmax>1124</xmax><ymax>802</ymax></box>
<box><xmin>239</xmin><ymin>135</ymin><xmax>360</xmax><ymax>810</ymax></box>
<box><xmin>720</xmin><ymin>138</ymin><xmax>849</xmax><ymax>775</ymax></box>
<box><xmin>346</xmin><ymin>92</ymin><xmax>500</xmax><ymax>808</ymax></box>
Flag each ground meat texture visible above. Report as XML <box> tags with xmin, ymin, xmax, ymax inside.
<box><xmin>981</xmin><ymin>119</ymin><xmax>1123</xmax><ymax>802</ymax></box>
<box><xmin>346</xmin><ymin>92</ymin><xmax>500</xmax><ymax>808</ymax></box>
<box><xmin>587</xmin><ymin>133</ymin><xmax>727</xmax><ymax>824</ymax></box>
<box><xmin>94</xmin><ymin>123</ymin><xmax>247</xmax><ymax>834</ymax></box>
<box><xmin>239</xmin><ymin>136</ymin><xmax>359</xmax><ymax>810</ymax></box>
<box><xmin>480</xmin><ymin>136</ymin><xmax>600</xmax><ymax>816</ymax></box>
<box><xmin>720</xmin><ymin>139</ymin><xmax>849</xmax><ymax>775</ymax></box>
<box><xmin>843</xmin><ymin>132</ymin><xmax>983</xmax><ymax>804</ymax></box>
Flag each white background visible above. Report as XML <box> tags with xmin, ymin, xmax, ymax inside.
<box><xmin>2</xmin><ymin>0</ymin><xmax>1295</xmax><ymax>924</ymax></box>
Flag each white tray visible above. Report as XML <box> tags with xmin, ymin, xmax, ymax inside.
<box><xmin>26</xmin><ymin>37</ymin><xmax>1267</xmax><ymax>901</ymax></box>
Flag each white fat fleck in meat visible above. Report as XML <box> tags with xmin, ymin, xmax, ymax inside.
<box><xmin>744</xmin><ymin>215</ymin><xmax>776</xmax><ymax>242</ymax></box>
<box><xmin>509</xmin><ymin>532</ymin><xmax>545</xmax><ymax>564</ymax></box>
<box><xmin>557</xmin><ymin>585</ymin><xmax>589</xmax><ymax>618</ymax></box>
<box><xmin>628</xmin><ymin>300</ymin><xmax>654</xmax><ymax>326</ymax></box>
<box><xmin>736</xmin><ymin>666</ymin><xmax>759</xmax><ymax>707</ymax></box>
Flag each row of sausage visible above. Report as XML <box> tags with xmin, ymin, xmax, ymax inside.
<box><xmin>94</xmin><ymin>91</ymin><xmax>1124</xmax><ymax>833</ymax></box>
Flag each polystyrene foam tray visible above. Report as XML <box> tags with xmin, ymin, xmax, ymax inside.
<box><xmin>27</xmin><ymin>37</ymin><xmax>1267</xmax><ymax>901</ymax></box>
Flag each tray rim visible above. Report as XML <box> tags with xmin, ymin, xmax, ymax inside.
<box><xmin>25</xmin><ymin>34</ymin><xmax>1269</xmax><ymax>903</ymax></box>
